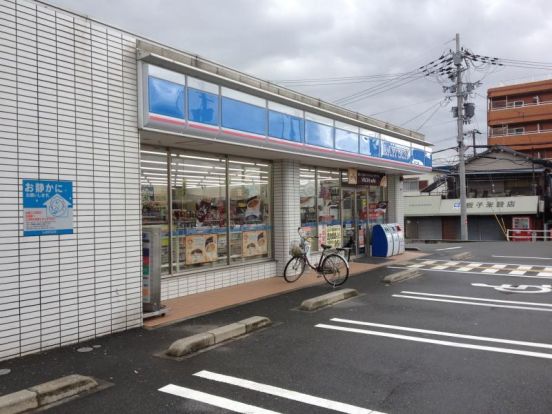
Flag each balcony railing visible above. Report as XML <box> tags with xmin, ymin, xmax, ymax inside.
<box><xmin>489</xmin><ymin>127</ymin><xmax>552</xmax><ymax>138</ymax></box>
<box><xmin>490</xmin><ymin>99</ymin><xmax>552</xmax><ymax>111</ymax></box>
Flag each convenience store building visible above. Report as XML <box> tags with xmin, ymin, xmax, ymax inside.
<box><xmin>0</xmin><ymin>0</ymin><xmax>432</xmax><ymax>359</ymax></box>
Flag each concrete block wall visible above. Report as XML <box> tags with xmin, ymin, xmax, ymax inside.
<box><xmin>0</xmin><ymin>0</ymin><xmax>142</xmax><ymax>361</ymax></box>
<box><xmin>272</xmin><ymin>160</ymin><xmax>301</xmax><ymax>275</ymax></box>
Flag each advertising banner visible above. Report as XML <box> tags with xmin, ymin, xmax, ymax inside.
<box><xmin>381</xmin><ymin>140</ymin><xmax>411</xmax><ymax>163</ymax></box>
<box><xmin>185</xmin><ymin>234</ymin><xmax>218</xmax><ymax>264</ymax></box>
<box><xmin>326</xmin><ymin>225</ymin><xmax>342</xmax><ymax>248</ymax></box>
<box><xmin>23</xmin><ymin>179</ymin><xmax>73</xmax><ymax>236</ymax></box>
<box><xmin>242</xmin><ymin>230</ymin><xmax>268</xmax><ymax>257</ymax></box>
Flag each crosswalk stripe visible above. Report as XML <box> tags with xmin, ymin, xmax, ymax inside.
<box><xmin>509</xmin><ymin>270</ymin><xmax>527</xmax><ymax>275</ymax></box>
<box><xmin>408</xmin><ymin>264</ymin><xmax>425</xmax><ymax>268</ymax></box>
<box><xmin>432</xmin><ymin>265</ymin><xmax>449</xmax><ymax>270</ymax></box>
<box><xmin>329</xmin><ymin>318</ymin><xmax>552</xmax><ymax>350</ymax></box>
<box><xmin>158</xmin><ymin>384</ymin><xmax>281</xmax><ymax>414</ymax></box>
<box><xmin>316</xmin><ymin>324</ymin><xmax>552</xmax><ymax>360</ymax></box>
<box><xmin>457</xmin><ymin>267</ymin><xmax>472</xmax><ymax>271</ymax></box>
<box><xmin>492</xmin><ymin>264</ymin><xmax>507</xmax><ymax>269</ymax></box>
<box><xmin>482</xmin><ymin>268</ymin><xmax>499</xmax><ymax>274</ymax></box>
<box><xmin>517</xmin><ymin>265</ymin><xmax>533</xmax><ymax>270</ymax></box>
<box><xmin>193</xmin><ymin>371</ymin><xmax>383</xmax><ymax>414</ymax></box>
<box><xmin>538</xmin><ymin>272</ymin><xmax>552</xmax><ymax>277</ymax></box>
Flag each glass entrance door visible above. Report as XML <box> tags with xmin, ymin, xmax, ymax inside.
<box><xmin>356</xmin><ymin>189</ymin><xmax>368</xmax><ymax>256</ymax></box>
<box><xmin>341</xmin><ymin>187</ymin><xmax>369</xmax><ymax>257</ymax></box>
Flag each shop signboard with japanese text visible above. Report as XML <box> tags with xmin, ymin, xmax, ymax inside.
<box><xmin>23</xmin><ymin>180</ymin><xmax>73</xmax><ymax>236</ymax></box>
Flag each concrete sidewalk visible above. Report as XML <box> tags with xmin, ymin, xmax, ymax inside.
<box><xmin>144</xmin><ymin>251</ymin><xmax>426</xmax><ymax>329</ymax></box>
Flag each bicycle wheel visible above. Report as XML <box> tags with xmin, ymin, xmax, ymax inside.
<box><xmin>320</xmin><ymin>254</ymin><xmax>349</xmax><ymax>287</ymax></box>
<box><xmin>284</xmin><ymin>256</ymin><xmax>306</xmax><ymax>283</ymax></box>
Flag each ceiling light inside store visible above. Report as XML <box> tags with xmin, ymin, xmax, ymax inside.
<box><xmin>177</xmin><ymin>154</ymin><xmax>222</xmax><ymax>162</ymax></box>
<box><xmin>229</xmin><ymin>160</ymin><xmax>255</xmax><ymax>165</ymax></box>
<box><xmin>140</xmin><ymin>166</ymin><xmax>166</xmax><ymax>171</ymax></box>
<box><xmin>141</xmin><ymin>160</ymin><xmax>167</xmax><ymax>165</ymax></box>
<box><xmin>140</xmin><ymin>150</ymin><xmax>167</xmax><ymax>156</ymax></box>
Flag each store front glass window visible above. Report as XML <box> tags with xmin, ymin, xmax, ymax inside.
<box><xmin>317</xmin><ymin>169</ymin><xmax>341</xmax><ymax>250</ymax></box>
<box><xmin>171</xmin><ymin>152</ymin><xmax>228</xmax><ymax>272</ymax></box>
<box><xmin>141</xmin><ymin>148</ymin><xmax>170</xmax><ymax>275</ymax></box>
<box><xmin>229</xmin><ymin>158</ymin><xmax>271</xmax><ymax>263</ymax></box>
<box><xmin>299</xmin><ymin>167</ymin><xmax>317</xmax><ymax>251</ymax></box>
<box><xmin>368</xmin><ymin>185</ymin><xmax>388</xmax><ymax>225</ymax></box>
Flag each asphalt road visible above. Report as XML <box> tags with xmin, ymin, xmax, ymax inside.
<box><xmin>2</xmin><ymin>241</ymin><xmax>552</xmax><ymax>413</ymax></box>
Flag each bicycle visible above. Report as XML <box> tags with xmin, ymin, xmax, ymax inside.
<box><xmin>284</xmin><ymin>227</ymin><xmax>350</xmax><ymax>287</ymax></box>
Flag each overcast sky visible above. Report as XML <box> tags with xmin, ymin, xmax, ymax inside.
<box><xmin>46</xmin><ymin>0</ymin><xmax>552</xmax><ymax>165</ymax></box>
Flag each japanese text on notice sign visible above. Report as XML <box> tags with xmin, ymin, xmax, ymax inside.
<box><xmin>22</xmin><ymin>179</ymin><xmax>73</xmax><ymax>236</ymax></box>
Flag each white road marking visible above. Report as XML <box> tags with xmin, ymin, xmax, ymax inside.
<box><xmin>400</xmin><ymin>291</ymin><xmax>552</xmax><ymax>307</ymax></box>
<box><xmin>315</xmin><ymin>324</ymin><xmax>552</xmax><ymax>360</ymax></box>
<box><xmin>158</xmin><ymin>384</ymin><xmax>280</xmax><ymax>414</ymax></box>
<box><xmin>393</xmin><ymin>294</ymin><xmax>552</xmax><ymax>312</ymax></box>
<box><xmin>193</xmin><ymin>371</ymin><xmax>382</xmax><ymax>414</ymax></box>
<box><xmin>493</xmin><ymin>255</ymin><xmax>552</xmax><ymax>260</ymax></box>
<box><xmin>482</xmin><ymin>268</ymin><xmax>499</xmax><ymax>274</ymax></box>
<box><xmin>436</xmin><ymin>246</ymin><xmax>462</xmax><ymax>251</ymax></box>
<box><xmin>472</xmin><ymin>283</ymin><xmax>552</xmax><ymax>294</ymax></box>
<box><xmin>431</xmin><ymin>265</ymin><xmax>449</xmax><ymax>270</ymax></box>
<box><xmin>422</xmin><ymin>260</ymin><xmax>437</xmax><ymax>264</ymax></box>
<box><xmin>387</xmin><ymin>266</ymin><xmax>552</xmax><ymax>280</ymax></box>
<box><xmin>408</xmin><ymin>264</ymin><xmax>425</xmax><ymax>268</ymax></box>
<box><xmin>509</xmin><ymin>270</ymin><xmax>527</xmax><ymax>275</ymax></box>
<box><xmin>457</xmin><ymin>267</ymin><xmax>472</xmax><ymax>272</ymax></box>
<box><xmin>492</xmin><ymin>264</ymin><xmax>507</xmax><ymax>269</ymax></box>
<box><xmin>538</xmin><ymin>272</ymin><xmax>552</xmax><ymax>277</ymax></box>
<box><xmin>517</xmin><ymin>265</ymin><xmax>533</xmax><ymax>270</ymax></box>
<box><xmin>466</xmin><ymin>263</ymin><xmax>481</xmax><ymax>268</ymax></box>
<box><xmin>330</xmin><ymin>318</ymin><xmax>552</xmax><ymax>350</ymax></box>
<box><xmin>444</xmin><ymin>261</ymin><xmax>460</xmax><ymax>266</ymax></box>
<box><xmin>415</xmin><ymin>258</ymin><xmax>551</xmax><ymax>268</ymax></box>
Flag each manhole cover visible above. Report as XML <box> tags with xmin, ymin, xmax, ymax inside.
<box><xmin>76</xmin><ymin>347</ymin><xmax>94</xmax><ymax>353</ymax></box>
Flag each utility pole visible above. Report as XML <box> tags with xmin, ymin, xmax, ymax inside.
<box><xmin>454</xmin><ymin>33</ymin><xmax>468</xmax><ymax>241</ymax></box>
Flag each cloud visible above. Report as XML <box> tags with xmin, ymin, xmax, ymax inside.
<box><xmin>45</xmin><ymin>0</ymin><xmax>552</xmax><ymax>155</ymax></box>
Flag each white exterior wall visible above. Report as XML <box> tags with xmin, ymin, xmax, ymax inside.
<box><xmin>272</xmin><ymin>160</ymin><xmax>301</xmax><ymax>275</ymax></box>
<box><xmin>0</xmin><ymin>0</ymin><xmax>142</xmax><ymax>361</ymax></box>
<box><xmin>160</xmin><ymin>261</ymin><xmax>277</xmax><ymax>300</ymax></box>
<box><xmin>387</xmin><ymin>175</ymin><xmax>404</xmax><ymax>228</ymax></box>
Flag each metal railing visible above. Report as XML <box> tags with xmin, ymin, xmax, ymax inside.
<box><xmin>506</xmin><ymin>229</ymin><xmax>552</xmax><ymax>242</ymax></box>
<box><xmin>489</xmin><ymin>127</ymin><xmax>552</xmax><ymax>138</ymax></box>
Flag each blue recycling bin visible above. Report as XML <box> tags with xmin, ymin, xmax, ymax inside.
<box><xmin>371</xmin><ymin>224</ymin><xmax>394</xmax><ymax>257</ymax></box>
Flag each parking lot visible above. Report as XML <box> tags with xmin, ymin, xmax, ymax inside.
<box><xmin>2</xmin><ymin>242</ymin><xmax>552</xmax><ymax>413</ymax></box>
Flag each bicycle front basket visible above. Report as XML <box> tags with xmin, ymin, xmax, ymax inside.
<box><xmin>289</xmin><ymin>241</ymin><xmax>304</xmax><ymax>257</ymax></box>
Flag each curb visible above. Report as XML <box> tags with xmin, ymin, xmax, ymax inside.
<box><xmin>451</xmin><ymin>251</ymin><xmax>472</xmax><ymax>260</ymax></box>
<box><xmin>166</xmin><ymin>316</ymin><xmax>271</xmax><ymax>358</ymax></box>
<box><xmin>0</xmin><ymin>374</ymin><xmax>98</xmax><ymax>414</ymax></box>
<box><xmin>299</xmin><ymin>288</ymin><xmax>358</xmax><ymax>311</ymax></box>
<box><xmin>382</xmin><ymin>269</ymin><xmax>422</xmax><ymax>284</ymax></box>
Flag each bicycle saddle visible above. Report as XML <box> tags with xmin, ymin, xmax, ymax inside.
<box><xmin>320</xmin><ymin>243</ymin><xmax>332</xmax><ymax>250</ymax></box>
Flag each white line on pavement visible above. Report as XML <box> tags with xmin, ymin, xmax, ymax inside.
<box><xmin>493</xmin><ymin>255</ymin><xmax>552</xmax><ymax>260</ymax></box>
<box><xmin>315</xmin><ymin>324</ymin><xmax>552</xmax><ymax>360</ymax></box>
<box><xmin>392</xmin><ymin>294</ymin><xmax>552</xmax><ymax>312</ymax></box>
<box><xmin>436</xmin><ymin>246</ymin><xmax>462</xmax><ymax>251</ymax></box>
<box><xmin>400</xmin><ymin>291</ymin><xmax>552</xmax><ymax>307</ymax></box>
<box><xmin>158</xmin><ymin>384</ymin><xmax>280</xmax><ymax>414</ymax></box>
<box><xmin>329</xmin><ymin>318</ymin><xmax>552</xmax><ymax>350</ymax></box>
<box><xmin>387</xmin><ymin>266</ymin><xmax>552</xmax><ymax>280</ymax></box>
<box><xmin>415</xmin><ymin>258</ymin><xmax>552</xmax><ymax>268</ymax></box>
<box><xmin>193</xmin><ymin>371</ymin><xmax>383</xmax><ymax>414</ymax></box>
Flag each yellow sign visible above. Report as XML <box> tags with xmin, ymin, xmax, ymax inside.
<box><xmin>348</xmin><ymin>168</ymin><xmax>357</xmax><ymax>185</ymax></box>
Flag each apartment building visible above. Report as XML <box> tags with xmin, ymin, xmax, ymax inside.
<box><xmin>488</xmin><ymin>79</ymin><xmax>552</xmax><ymax>159</ymax></box>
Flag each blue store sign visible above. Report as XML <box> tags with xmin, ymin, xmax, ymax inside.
<box><xmin>23</xmin><ymin>179</ymin><xmax>73</xmax><ymax>236</ymax></box>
